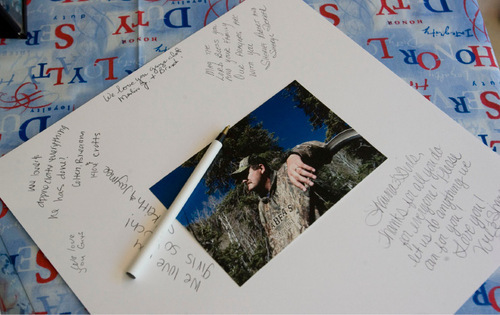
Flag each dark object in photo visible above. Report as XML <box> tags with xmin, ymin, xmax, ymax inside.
<box><xmin>0</xmin><ymin>0</ymin><xmax>27</xmax><ymax>39</ymax></box>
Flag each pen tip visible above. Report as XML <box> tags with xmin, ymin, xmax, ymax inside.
<box><xmin>217</xmin><ymin>126</ymin><xmax>230</xmax><ymax>142</ymax></box>
<box><xmin>126</xmin><ymin>272</ymin><xmax>136</xmax><ymax>279</ymax></box>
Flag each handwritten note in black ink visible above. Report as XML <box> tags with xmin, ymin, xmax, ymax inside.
<box><xmin>68</xmin><ymin>231</ymin><xmax>88</xmax><ymax>274</ymax></box>
<box><xmin>203</xmin><ymin>5</ymin><xmax>279</xmax><ymax>82</ymax></box>
<box><xmin>102</xmin><ymin>48</ymin><xmax>182</xmax><ymax>103</ymax></box>
<box><xmin>28</xmin><ymin>125</ymin><xmax>102</xmax><ymax>220</ymax></box>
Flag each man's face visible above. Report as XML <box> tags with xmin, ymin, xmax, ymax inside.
<box><xmin>243</xmin><ymin>165</ymin><xmax>264</xmax><ymax>192</ymax></box>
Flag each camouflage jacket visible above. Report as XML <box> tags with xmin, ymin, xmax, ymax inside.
<box><xmin>258</xmin><ymin>141</ymin><xmax>332</xmax><ymax>257</ymax></box>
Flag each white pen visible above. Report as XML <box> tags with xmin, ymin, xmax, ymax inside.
<box><xmin>126</xmin><ymin>126</ymin><xmax>230</xmax><ymax>279</ymax></box>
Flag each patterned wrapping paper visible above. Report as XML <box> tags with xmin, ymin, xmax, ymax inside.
<box><xmin>0</xmin><ymin>0</ymin><xmax>499</xmax><ymax>313</ymax></box>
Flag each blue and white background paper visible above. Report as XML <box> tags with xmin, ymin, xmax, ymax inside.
<box><xmin>0</xmin><ymin>0</ymin><xmax>499</xmax><ymax>313</ymax></box>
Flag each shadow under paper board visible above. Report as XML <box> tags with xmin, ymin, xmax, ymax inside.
<box><xmin>0</xmin><ymin>0</ymin><xmax>26</xmax><ymax>38</ymax></box>
<box><xmin>150</xmin><ymin>80</ymin><xmax>387</xmax><ymax>286</ymax></box>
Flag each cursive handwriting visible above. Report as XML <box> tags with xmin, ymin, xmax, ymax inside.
<box><xmin>204</xmin><ymin>5</ymin><xmax>279</xmax><ymax>82</ymax></box>
<box><xmin>67</xmin><ymin>232</ymin><xmax>87</xmax><ymax>274</ymax></box>
<box><xmin>102</xmin><ymin>48</ymin><xmax>182</xmax><ymax>103</ymax></box>
<box><xmin>366</xmin><ymin>145</ymin><xmax>499</xmax><ymax>271</ymax></box>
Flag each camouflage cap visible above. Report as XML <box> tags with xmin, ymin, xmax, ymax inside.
<box><xmin>231</xmin><ymin>156</ymin><xmax>250</xmax><ymax>179</ymax></box>
<box><xmin>231</xmin><ymin>155</ymin><xmax>268</xmax><ymax>179</ymax></box>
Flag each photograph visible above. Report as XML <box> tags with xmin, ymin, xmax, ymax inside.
<box><xmin>151</xmin><ymin>80</ymin><xmax>387</xmax><ymax>285</ymax></box>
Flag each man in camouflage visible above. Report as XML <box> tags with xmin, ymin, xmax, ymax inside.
<box><xmin>231</xmin><ymin>141</ymin><xmax>333</xmax><ymax>257</ymax></box>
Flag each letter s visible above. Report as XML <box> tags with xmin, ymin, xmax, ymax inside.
<box><xmin>0</xmin><ymin>200</ymin><xmax>8</xmax><ymax>219</ymax></box>
<box><xmin>480</xmin><ymin>91</ymin><xmax>500</xmax><ymax>119</ymax></box>
<box><xmin>319</xmin><ymin>4</ymin><xmax>340</xmax><ymax>26</ymax></box>
<box><xmin>36</xmin><ymin>250</ymin><xmax>58</xmax><ymax>283</ymax></box>
<box><xmin>55</xmin><ymin>24</ymin><xmax>75</xmax><ymax>49</ymax></box>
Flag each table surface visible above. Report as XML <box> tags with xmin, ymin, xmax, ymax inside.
<box><xmin>478</xmin><ymin>0</ymin><xmax>500</xmax><ymax>61</ymax></box>
<box><xmin>0</xmin><ymin>0</ymin><xmax>500</xmax><ymax>313</ymax></box>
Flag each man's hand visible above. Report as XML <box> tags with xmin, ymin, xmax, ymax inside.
<box><xmin>286</xmin><ymin>154</ymin><xmax>316</xmax><ymax>191</ymax></box>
